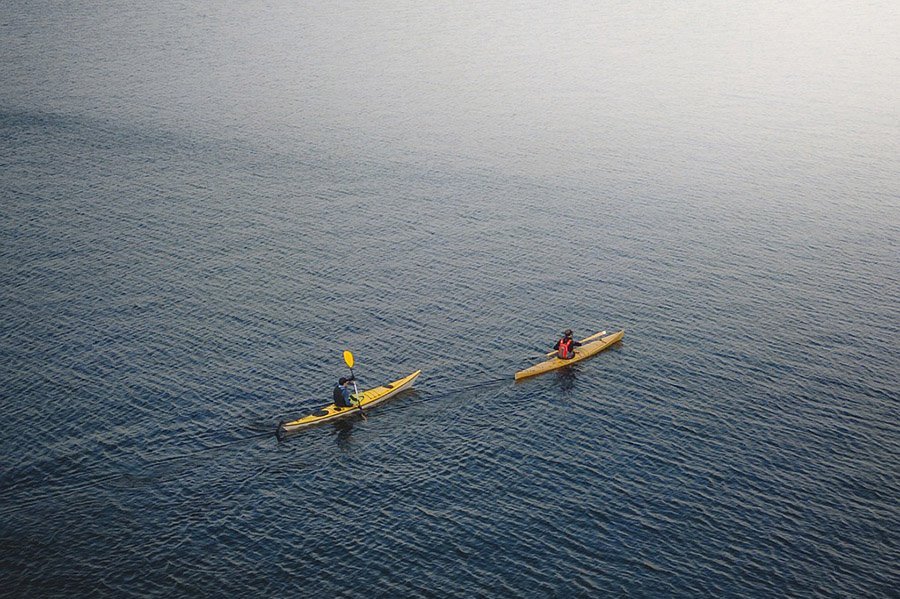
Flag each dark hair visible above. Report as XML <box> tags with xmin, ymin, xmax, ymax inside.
<box><xmin>339</xmin><ymin>377</ymin><xmax>348</xmax><ymax>385</ymax></box>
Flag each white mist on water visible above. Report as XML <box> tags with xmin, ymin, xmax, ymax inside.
<box><xmin>3</xmin><ymin>1</ymin><xmax>897</xmax><ymax>186</ymax></box>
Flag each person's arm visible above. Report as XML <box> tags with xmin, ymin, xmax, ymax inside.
<box><xmin>573</xmin><ymin>340</ymin><xmax>582</xmax><ymax>347</ymax></box>
<box><xmin>553</xmin><ymin>339</ymin><xmax>561</xmax><ymax>350</ymax></box>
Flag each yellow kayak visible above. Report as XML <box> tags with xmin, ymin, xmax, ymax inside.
<box><xmin>514</xmin><ymin>330</ymin><xmax>624</xmax><ymax>381</ymax></box>
<box><xmin>278</xmin><ymin>370</ymin><xmax>421</xmax><ymax>434</ymax></box>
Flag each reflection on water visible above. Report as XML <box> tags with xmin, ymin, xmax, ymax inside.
<box><xmin>332</xmin><ymin>418</ymin><xmax>357</xmax><ymax>452</ymax></box>
<box><xmin>555</xmin><ymin>366</ymin><xmax>579</xmax><ymax>393</ymax></box>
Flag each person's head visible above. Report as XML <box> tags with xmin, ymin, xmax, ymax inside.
<box><xmin>564</xmin><ymin>329</ymin><xmax>573</xmax><ymax>338</ymax></box>
<box><xmin>339</xmin><ymin>377</ymin><xmax>348</xmax><ymax>385</ymax></box>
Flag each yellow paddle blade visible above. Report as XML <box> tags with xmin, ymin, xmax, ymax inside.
<box><xmin>343</xmin><ymin>350</ymin><xmax>354</xmax><ymax>368</ymax></box>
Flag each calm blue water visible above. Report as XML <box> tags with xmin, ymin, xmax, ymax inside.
<box><xmin>2</xmin><ymin>1</ymin><xmax>898</xmax><ymax>596</ymax></box>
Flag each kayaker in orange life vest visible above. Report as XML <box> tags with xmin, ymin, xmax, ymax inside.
<box><xmin>554</xmin><ymin>329</ymin><xmax>582</xmax><ymax>359</ymax></box>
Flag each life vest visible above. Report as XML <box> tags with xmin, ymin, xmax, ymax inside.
<box><xmin>558</xmin><ymin>337</ymin><xmax>574</xmax><ymax>359</ymax></box>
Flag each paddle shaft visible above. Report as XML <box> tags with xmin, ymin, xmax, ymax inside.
<box><xmin>546</xmin><ymin>330</ymin><xmax>607</xmax><ymax>357</ymax></box>
<box><xmin>342</xmin><ymin>350</ymin><xmax>367</xmax><ymax>420</ymax></box>
<box><xmin>348</xmin><ymin>365</ymin><xmax>367</xmax><ymax>420</ymax></box>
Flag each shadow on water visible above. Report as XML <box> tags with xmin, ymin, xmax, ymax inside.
<box><xmin>555</xmin><ymin>366</ymin><xmax>579</xmax><ymax>393</ymax></box>
<box><xmin>332</xmin><ymin>418</ymin><xmax>356</xmax><ymax>452</ymax></box>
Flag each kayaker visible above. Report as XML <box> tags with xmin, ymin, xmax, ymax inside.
<box><xmin>333</xmin><ymin>376</ymin><xmax>356</xmax><ymax>409</ymax></box>
<box><xmin>554</xmin><ymin>329</ymin><xmax>582</xmax><ymax>359</ymax></box>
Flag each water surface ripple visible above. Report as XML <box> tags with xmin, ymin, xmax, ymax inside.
<box><xmin>1</xmin><ymin>1</ymin><xmax>898</xmax><ymax>597</ymax></box>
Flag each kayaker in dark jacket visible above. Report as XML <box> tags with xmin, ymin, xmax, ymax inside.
<box><xmin>333</xmin><ymin>376</ymin><xmax>355</xmax><ymax>409</ymax></box>
<box><xmin>554</xmin><ymin>329</ymin><xmax>582</xmax><ymax>359</ymax></box>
